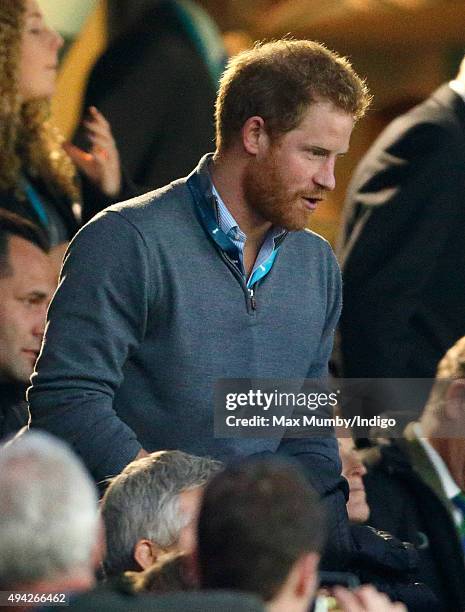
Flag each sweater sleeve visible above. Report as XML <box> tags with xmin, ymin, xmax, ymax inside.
<box><xmin>274</xmin><ymin>240</ymin><xmax>350</xmax><ymax>567</ymax></box>
<box><xmin>28</xmin><ymin>210</ymin><xmax>151</xmax><ymax>482</ymax></box>
<box><xmin>307</xmin><ymin>241</ymin><xmax>343</xmax><ymax>378</ymax></box>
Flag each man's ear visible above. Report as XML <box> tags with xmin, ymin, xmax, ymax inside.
<box><xmin>444</xmin><ymin>379</ymin><xmax>465</xmax><ymax>421</ymax></box>
<box><xmin>294</xmin><ymin>552</ymin><xmax>320</xmax><ymax>599</ymax></box>
<box><xmin>241</xmin><ymin>116</ymin><xmax>268</xmax><ymax>155</ymax></box>
<box><xmin>133</xmin><ymin>539</ymin><xmax>160</xmax><ymax>570</ymax></box>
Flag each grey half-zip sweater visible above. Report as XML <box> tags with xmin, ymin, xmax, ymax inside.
<box><xmin>28</xmin><ymin>155</ymin><xmax>343</xmax><ymax>487</ymax></box>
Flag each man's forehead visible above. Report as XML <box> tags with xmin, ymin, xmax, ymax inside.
<box><xmin>299</xmin><ymin>101</ymin><xmax>354</xmax><ymax>127</ymax></box>
<box><xmin>8</xmin><ymin>236</ymin><xmax>48</xmax><ymax>266</ymax></box>
<box><xmin>287</xmin><ymin>101</ymin><xmax>354</xmax><ymax>147</ymax></box>
<box><xmin>6</xmin><ymin>236</ymin><xmax>54</xmax><ymax>287</ymax></box>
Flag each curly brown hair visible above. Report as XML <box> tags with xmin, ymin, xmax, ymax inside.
<box><xmin>0</xmin><ymin>0</ymin><xmax>78</xmax><ymax>201</ymax></box>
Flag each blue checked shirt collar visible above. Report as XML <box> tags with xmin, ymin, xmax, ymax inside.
<box><xmin>211</xmin><ymin>183</ymin><xmax>286</xmax><ymax>277</ymax></box>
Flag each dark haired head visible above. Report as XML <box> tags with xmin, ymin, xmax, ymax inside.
<box><xmin>198</xmin><ymin>456</ymin><xmax>326</xmax><ymax>601</ymax></box>
<box><xmin>0</xmin><ymin>209</ymin><xmax>49</xmax><ymax>278</ymax></box>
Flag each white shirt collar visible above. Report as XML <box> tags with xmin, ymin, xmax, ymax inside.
<box><xmin>412</xmin><ymin>422</ymin><xmax>461</xmax><ymax>501</ymax></box>
<box><xmin>449</xmin><ymin>80</ymin><xmax>465</xmax><ymax>103</ymax></box>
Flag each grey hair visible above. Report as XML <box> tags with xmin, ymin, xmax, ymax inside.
<box><xmin>0</xmin><ymin>431</ymin><xmax>99</xmax><ymax>588</ymax></box>
<box><xmin>101</xmin><ymin>450</ymin><xmax>222</xmax><ymax>577</ymax></box>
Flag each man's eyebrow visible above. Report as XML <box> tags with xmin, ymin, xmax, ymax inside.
<box><xmin>26</xmin><ymin>11</ymin><xmax>43</xmax><ymax>19</ymax></box>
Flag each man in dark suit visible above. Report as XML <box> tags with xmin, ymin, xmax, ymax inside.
<box><xmin>363</xmin><ymin>335</ymin><xmax>465</xmax><ymax>611</ymax></box>
<box><xmin>337</xmin><ymin>56</ymin><xmax>465</xmax><ymax>383</ymax></box>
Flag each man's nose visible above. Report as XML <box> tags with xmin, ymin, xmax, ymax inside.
<box><xmin>314</xmin><ymin>159</ymin><xmax>336</xmax><ymax>191</ymax></box>
<box><xmin>32</xmin><ymin>306</ymin><xmax>47</xmax><ymax>339</ymax></box>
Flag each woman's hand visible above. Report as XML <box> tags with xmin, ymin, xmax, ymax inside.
<box><xmin>63</xmin><ymin>106</ymin><xmax>121</xmax><ymax>197</ymax></box>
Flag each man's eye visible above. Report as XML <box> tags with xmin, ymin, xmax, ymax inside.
<box><xmin>19</xmin><ymin>297</ymin><xmax>41</xmax><ymax>306</ymax></box>
<box><xmin>308</xmin><ymin>149</ymin><xmax>326</xmax><ymax>157</ymax></box>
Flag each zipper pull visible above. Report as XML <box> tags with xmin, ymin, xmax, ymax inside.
<box><xmin>248</xmin><ymin>288</ymin><xmax>257</xmax><ymax>310</ymax></box>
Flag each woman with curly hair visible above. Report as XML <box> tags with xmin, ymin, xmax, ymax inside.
<box><xmin>0</xmin><ymin>0</ymin><xmax>123</xmax><ymax>272</ymax></box>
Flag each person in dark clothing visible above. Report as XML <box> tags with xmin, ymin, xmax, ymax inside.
<box><xmin>0</xmin><ymin>0</ymin><xmax>127</xmax><ymax>275</ymax></box>
<box><xmin>0</xmin><ymin>210</ymin><xmax>54</xmax><ymax>440</ymax></box>
<box><xmin>363</xmin><ymin>335</ymin><xmax>465</xmax><ymax>611</ymax></box>
<box><xmin>337</xmin><ymin>56</ymin><xmax>465</xmax><ymax>387</ymax></box>
<box><xmin>74</xmin><ymin>0</ymin><xmax>220</xmax><ymax>222</ymax></box>
<box><xmin>338</xmin><ymin>436</ymin><xmax>437</xmax><ymax>611</ymax></box>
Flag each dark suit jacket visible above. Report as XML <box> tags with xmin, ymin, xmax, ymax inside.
<box><xmin>75</xmin><ymin>0</ymin><xmax>217</xmax><ymax>223</ymax></box>
<box><xmin>0</xmin><ymin>383</ymin><xmax>28</xmax><ymax>441</ymax></box>
<box><xmin>363</xmin><ymin>425</ymin><xmax>465</xmax><ymax>611</ymax></box>
<box><xmin>337</xmin><ymin>85</ymin><xmax>465</xmax><ymax>379</ymax></box>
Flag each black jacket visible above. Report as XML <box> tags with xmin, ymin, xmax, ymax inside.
<box><xmin>363</xmin><ymin>433</ymin><xmax>465</xmax><ymax>611</ymax></box>
<box><xmin>348</xmin><ymin>524</ymin><xmax>437</xmax><ymax>611</ymax></box>
<box><xmin>337</xmin><ymin>85</ymin><xmax>465</xmax><ymax>380</ymax></box>
<box><xmin>0</xmin><ymin>383</ymin><xmax>28</xmax><ymax>442</ymax></box>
